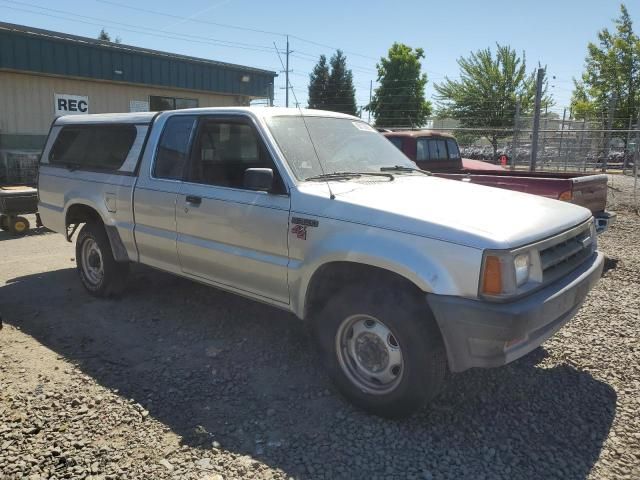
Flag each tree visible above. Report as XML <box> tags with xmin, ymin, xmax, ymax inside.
<box><xmin>307</xmin><ymin>50</ymin><xmax>357</xmax><ymax>116</ymax></box>
<box><xmin>434</xmin><ymin>44</ymin><xmax>550</xmax><ymax>160</ymax></box>
<box><xmin>571</xmin><ymin>4</ymin><xmax>640</xmax><ymax>133</ymax></box>
<box><xmin>368</xmin><ymin>43</ymin><xmax>431</xmax><ymax>128</ymax></box>
<box><xmin>97</xmin><ymin>29</ymin><xmax>122</xmax><ymax>43</ymax></box>
<box><xmin>326</xmin><ymin>50</ymin><xmax>357</xmax><ymax>115</ymax></box>
<box><xmin>308</xmin><ymin>55</ymin><xmax>330</xmax><ymax>110</ymax></box>
<box><xmin>98</xmin><ymin>28</ymin><xmax>111</xmax><ymax>41</ymax></box>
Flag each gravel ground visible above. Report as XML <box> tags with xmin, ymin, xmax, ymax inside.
<box><xmin>1</xmin><ymin>181</ymin><xmax>639</xmax><ymax>480</ymax></box>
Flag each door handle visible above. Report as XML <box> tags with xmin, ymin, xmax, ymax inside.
<box><xmin>186</xmin><ymin>195</ymin><xmax>202</xmax><ymax>205</ymax></box>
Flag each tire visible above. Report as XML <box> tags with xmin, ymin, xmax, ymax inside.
<box><xmin>313</xmin><ymin>284</ymin><xmax>447</xmax><ymax>418</ymax></box>
<box><xmin>0</xmin><ymin>215</ymin><xmax>8</xmax><ymax>231</ymax></box>
<box><xmin>8</xmin><ymin>216</ymin><xmax>30</xmax><ymax>236</ymax></box>
<box><xmin>76</xmin><ymin>223</ymin><xmax>129</xmax><ymax>297</ymax></box>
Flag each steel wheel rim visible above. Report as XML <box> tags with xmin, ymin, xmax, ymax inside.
<box><xmin>335</xmin><ymin>314</ymin><xmax>404</xmax><ymax>395</ymax></box>
<box><xmin>14</xmin><ymin>220</ymin><xmax>26</xmax><ymax>232</ymax></box>
<box><xmin>81</xmin><ymin>237</ymin><xmax>104</xmax><ymax>286</ymax></box>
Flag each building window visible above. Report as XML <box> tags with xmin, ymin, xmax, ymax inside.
<box><xmin>150</xmin><ymin>96</ymin><xmax>199</xmax><ymax>111</ymax></box>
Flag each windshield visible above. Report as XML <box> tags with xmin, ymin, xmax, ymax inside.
<box><xmin>265</xmin><ymin>116</ymin><xmax>417</xmax><ymax>180</ymax></box>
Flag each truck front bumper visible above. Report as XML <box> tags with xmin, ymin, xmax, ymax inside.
<box><xmin>426</xmin><ymin>251</ymin><xmax>604</xmax><ymax>372</ymax></box>
<box><xmin>594</xmin><ymin>211</ymin><xmax>616</xmax><ymax>234</ymax></box>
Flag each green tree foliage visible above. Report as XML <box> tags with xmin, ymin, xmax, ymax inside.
<box><xmin>308</xmin><ymin>55</ymin><xmax>330</xmax><ymax>110</ymax></box>
<box><xmin>308</xmin><ymin>51</ymin><xmax>357</xmax><ymax>115</ymax></box>
<box><xmin>326</xmin><ymin>51</ymin><xmax>357</xmax><ymax>115</ymax></box>
<box><xmin>571</xmin><ymin>4</ymin><xmax>640</xmax><ymax>132</ymax></box>
<box><xmin>98</xmin><ymin>29</ymin><xmax>111</xmax><ymax>41</ymax></box>
<box><xmin>368</xmin><ymin>43</ymin><xmax>431</xmax><ymax>128</ymax></box>
<box><xmin>97</xmin><ymin>29</ymin><xmax>122</xmax><ymax>43</ymax></box>
<box><xmin>434</xmin><ymin>44</ymin><xmax>550</xmax><ymax>160</ymax></box>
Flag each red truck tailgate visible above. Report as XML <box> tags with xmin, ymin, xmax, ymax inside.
<box><xmin>570</xmin><ymin>174</ymin><xmax>608</xmax><ymax>213</ymax></box>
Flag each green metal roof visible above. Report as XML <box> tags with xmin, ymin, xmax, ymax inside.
<box><xmin>0</xmin><ymin>22</ymin><xmax>276</xmax><ymax>98</ymax></box>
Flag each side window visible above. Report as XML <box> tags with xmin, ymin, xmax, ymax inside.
<box><xmin>50</xmin><ymin>128</ymin><xmax>92</xmax><ymax>165</ymax></box>
<box><xmin>416</xmin><ymin>138</ymin><xmax>429</xmax><ymax>161</ymax></box>
<box><xmin>388</xmin><ymin>137</ymin><xmax>404</xmax><ymax>150</ymax></box>
<box><xmin>446</xmin><ymin>139</ymin><xmax>461</xmax><ymax>160</ymax></box>
<box><xmin>154</xmin><ymin>115</ymin><xmax>197</xmax><ymax>180</ymax></box>
<box><xmin>428</xmin><ymin>139</ymin><xmax>448</xmax><ymax>161</ymax></box>
<box><xmin>49</xmin><ymin>125</ymin><xmax>136</xmax><ymax>170</ymax></box>
<box><xmin>187</xmin><ymin>120</ymin><xmax>278</xmax><ymax>190</ymax></box>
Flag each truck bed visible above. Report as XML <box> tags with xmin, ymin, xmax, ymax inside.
<box><xmin>433</xmin><ymin>170</ymin><xmax>609</xmax><ymax>214</ymax></box>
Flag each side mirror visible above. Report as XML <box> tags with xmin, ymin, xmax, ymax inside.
<box><xmin>244</xmin><ymin>168</ymin><xmax>274</xmax><ymax>192</ymax></box>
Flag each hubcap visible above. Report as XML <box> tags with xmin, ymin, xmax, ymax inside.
<box><xmin>81</xmin><ymin>238</ymin><xmax>104</xmax><ymax>286</ymax></box>
<box><xmin>336</xmin><ymin>314</ymin><xmax>404</xmax><ymax>395</ymax></box>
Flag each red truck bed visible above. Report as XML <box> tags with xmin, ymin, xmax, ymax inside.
<box><xmin>382</xmin><ymin>130</ymin><xmax>615</xmax><ymax>232</ymax></box>
<box><xmin>435</xmin><ymin>169</ymin><xmax>609</xmax><ymax>214</ymax></box>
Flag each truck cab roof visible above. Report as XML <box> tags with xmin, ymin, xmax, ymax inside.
<box><xmin>53</xmin><ymin>107</ymin><xmax>361</xmax><ymax>126</ymax></box>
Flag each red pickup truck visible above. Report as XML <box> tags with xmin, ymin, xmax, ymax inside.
<box><xmin>383</xmin><ymin>130</ymin><xmax>616</xmax><ymax>233</ymax></box>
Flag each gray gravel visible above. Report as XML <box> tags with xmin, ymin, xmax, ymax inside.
<box><xmin>1</xmin><ymin>187</ymin><xmax>639</xmax><ymax>479</ymax></box>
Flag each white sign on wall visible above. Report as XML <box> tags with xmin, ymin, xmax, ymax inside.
<box><xmin>129</xmin><ymin>100</ymin><xmax>150</xmax><ymax>112</ymax></box>
<box><xmin>54</xmin><ymin>93</ymin><xmax>89</xmax><ymax>116</ymax></box>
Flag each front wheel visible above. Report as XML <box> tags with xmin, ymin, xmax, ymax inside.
<box><xmin>76</xmin><ymin>223</ymin><xmax>129</xmax><ymax>297</ymax></box>
<box><xmin>313</xmin><ymin>284</ymin><xmax>447</xmax><ymax>418</ymax></box>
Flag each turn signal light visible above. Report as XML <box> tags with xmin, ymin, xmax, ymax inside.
<box><xmin>481</xmin><ymin>255</ymin><xmax>502</xmax><ymax>295</ymax></box>
<box><xmin>558</xmin><ymin>190</ymin><xmax>573</xmax><ymax>201</ymax></box>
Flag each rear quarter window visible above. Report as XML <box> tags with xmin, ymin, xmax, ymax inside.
<box><xmin>49</xmin><ymin>125</ymin><xmax>137</xmax><ymax>171</ymax></box>
<box><xmin>388</xmin><ymin>137</ymin><xmax>404</xmax><ymax>150</ymax></box>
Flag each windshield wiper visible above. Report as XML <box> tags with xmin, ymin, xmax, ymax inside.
<box><xmin>305</xmin><ymin>171</ymin><xmax>394</xmax><ymax>181</ymax></box>
<box><xmin>380</xmin><ymin>165</ymin><xmax>432</xmax><ymax>176</ymax></box>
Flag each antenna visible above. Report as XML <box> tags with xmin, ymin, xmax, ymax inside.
<box><xmin>273</xmin><ymin>42</ymin><xmax>335</xmax><ymax>200</ymax></box>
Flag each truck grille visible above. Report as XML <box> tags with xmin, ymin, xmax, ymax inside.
<box><xmin>539</xmin><ymin>222</ymin><xmax>593</xmax><ymax>284</ymax></box>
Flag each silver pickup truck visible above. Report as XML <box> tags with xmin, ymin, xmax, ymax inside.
<box><xmin>38</xmin><ymin>108</ymin><xmax>604</xmax><ymax>417</ymax></box>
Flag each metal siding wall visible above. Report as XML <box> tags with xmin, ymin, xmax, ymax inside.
<box><xmin>0</xmin><ymin>29</ymin><xmax>275</xmax><ymax>97</ymax></box>
<box><xmin>0</xmin><ymin>71</ymin><xmax>241</xmax><ymax>135</ymax></box>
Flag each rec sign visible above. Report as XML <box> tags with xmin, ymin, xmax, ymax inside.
<box><xmin>54</xmin><ymin>93</ymin><xmax>89</xmax><ymax>116</ymax></box>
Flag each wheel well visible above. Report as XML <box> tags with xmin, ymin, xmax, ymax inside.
<box><xmin>65</xmin><ymin>204</ymin><xmax>103</xmax><ymax>241</ymax></box>
<box><xmin>304</xmin><ymin>262</ymin><xmax>425</xmax><ymax>319</ymax></box>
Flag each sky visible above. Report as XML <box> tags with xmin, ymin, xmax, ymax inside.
<box><xmin>1</xmin><ymin>0</ymin><xmax>636</xmax><ymax>116</ymax></box>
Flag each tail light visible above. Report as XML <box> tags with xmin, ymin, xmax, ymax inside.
<box><xmin>558</xmin><ymin>190</ymin><xmax>572</xmax><ymax>201</ymax></box>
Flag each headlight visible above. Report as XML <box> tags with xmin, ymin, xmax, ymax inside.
<box><xmin>514</xmin><ymin>253</ymin><xmax>530</xmax><ymax>286</ymax></box>
<box><xmin>480</xmin><ymin>249</ymin><xmax>536</xmax><ymax>300</ymax></box>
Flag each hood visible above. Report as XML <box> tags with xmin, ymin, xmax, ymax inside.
<box><xmin>295</xmin><ymin>175</ymin><xmax>592</xmax><ymax>250</ymax></box>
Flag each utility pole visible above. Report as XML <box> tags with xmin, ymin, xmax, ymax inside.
<box><xmin>634</xmin><ymin>110</ymin><xmax>640</xmax><ymax>209</ymax></box>
<box><xmin>529</xmin><ymin>67</ymin><xmax>545</xmax><ymax>171</ymax></box>
<box><xmin>559</xmin><ymin>108</ymin><xmax>567</xmax><ymax>171</ymax></box>
<box><xmin>579</xmin><ymin>118</ymin><xmax>587</xmax><ymax>172</ymax></box>
<box><xmin>624</xmin><ymin>115</ymin><xmax>633</xmax><ymax>172</ymax></box>
<box><xmin>368</xmin><ymin>80</ymin><xmax>372</xmax><ymax>124</ymax></box>
<box><xmin>602</xmin><ymin>93</ymin><xmax>617</xmax><ymax>172</ymax></box>
<box><xmin>510</xmin><ymin>99</ymin><xmax>520</xmax><ymax>171</ymax></box>
<box><xmin>285</xmin><ymin>35</ymin><xmax>290</xmax><ymax>108</ymax></box>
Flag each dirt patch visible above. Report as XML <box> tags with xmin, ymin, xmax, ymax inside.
<box><xmin>1</xmin><ymin>211</ymin><xmax>639</xmax><ymax>479</ymax></box>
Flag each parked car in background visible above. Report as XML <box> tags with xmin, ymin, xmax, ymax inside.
<box><xmin>383</xmin><ymin>130</ymin><xmax>616</xmax><ymax>233</ymax></box>
<box><xmin>38</xmin><ymin>108</ymin><xmax>604</xmax><ymax>417</ymax></box>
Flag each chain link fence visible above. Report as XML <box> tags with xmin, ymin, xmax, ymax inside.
<box><xmin>422</xmin><ymin>115</ymin><xmax>639</xmax><ymax>173</ymax></box>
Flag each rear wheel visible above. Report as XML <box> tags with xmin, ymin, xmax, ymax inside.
<box><xmin>0</xmin><ymin>215</ymin><xmax>8</xmax><ymax>231</ymax></box>
<box><xmin>313</xmin><ymin>284</ymin><xmax>447</xmax><ymax>418</ymax></box>
<box><xmin>76</xmin><ymin>223</ymin><xmax>129</xmax><ymax>297</ymax></box>
<box><xmin>8</xmin><ymin>216</ymin><xmax>30</xmax><ymax>236</ymax></box>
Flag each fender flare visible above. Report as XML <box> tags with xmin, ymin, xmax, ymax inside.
<box><xmin>63</xmin><ymin>200</ymin><xmax>129</xmax><ymax>262</ymax></box>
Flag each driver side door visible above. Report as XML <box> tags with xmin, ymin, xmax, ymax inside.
<box><xmin>175</xmin><ymin>115</ymin><xmax>291</xmax><ymax>305</ymax></box>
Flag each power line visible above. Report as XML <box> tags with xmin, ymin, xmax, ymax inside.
<box><xmin>95</xmin><ymin>0</ymin><xmax>285</xmax><ymax>37</ymax></box>
<box><xmin>0</xmin><ymin>0</ymin><xmax>278</xmax><ymax>53</ymax></box>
